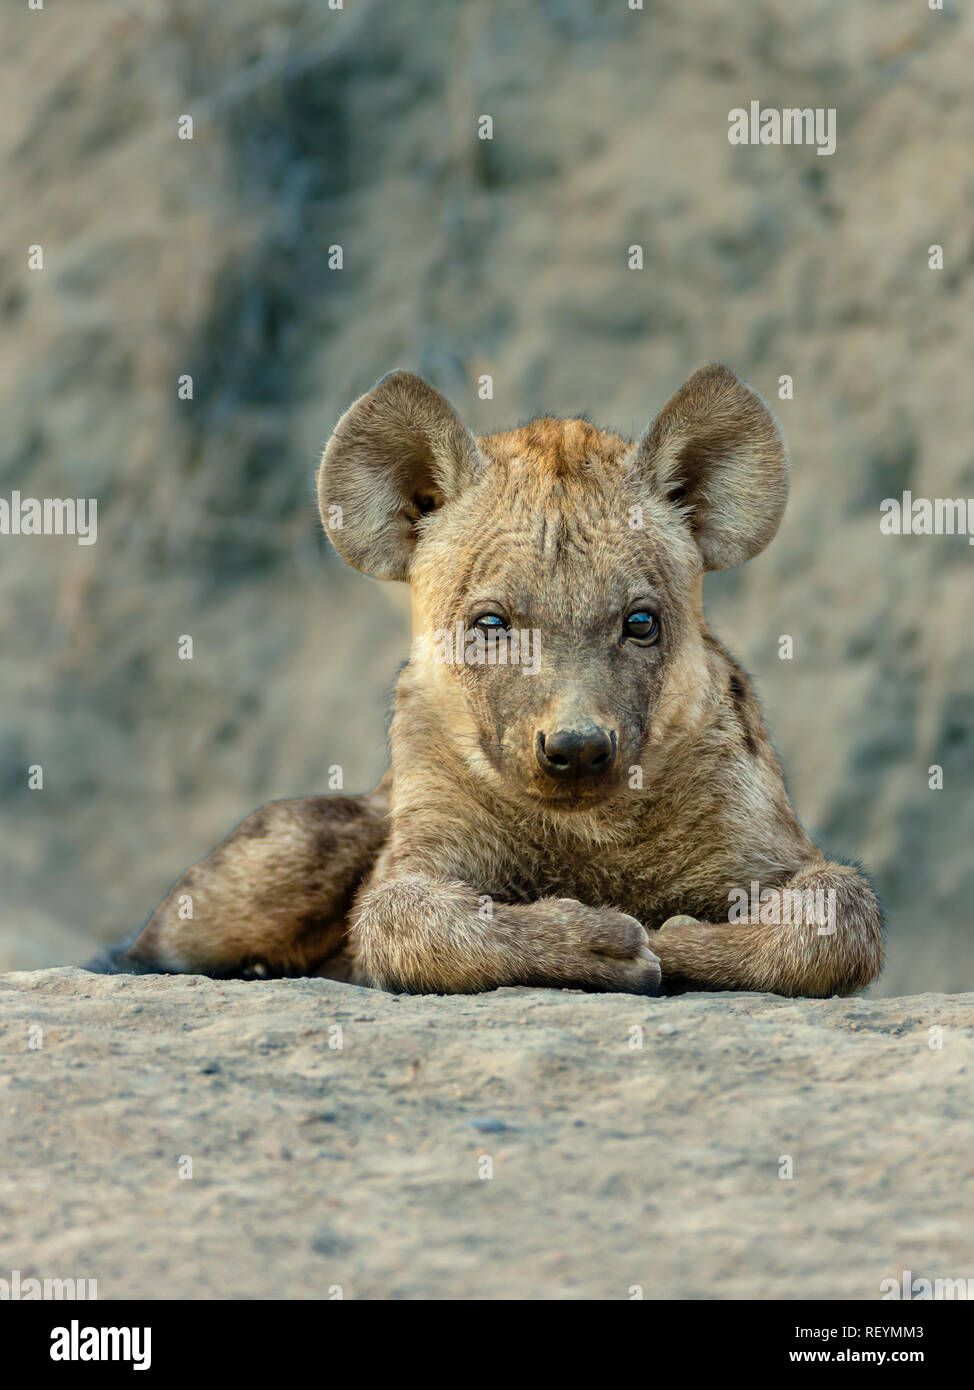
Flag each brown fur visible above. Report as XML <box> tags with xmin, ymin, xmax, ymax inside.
<box><xmin>123</xmin><ymin>365</ymin><xmax>883</xmax><ymax>998</ymax></box>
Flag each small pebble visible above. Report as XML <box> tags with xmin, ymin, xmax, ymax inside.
<box><xmin>311</xmin><ymin>1226</ymin><xmax>352</xmax><ymax>1256</ymax></box>
<box><xmin>260</xmin><ymin>1138</ymin><xmax>292</xmax><ymax>1161</ymax></box>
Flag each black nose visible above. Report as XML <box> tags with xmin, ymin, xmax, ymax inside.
<box><xmin>536</xmin><ymin>728</ymin><xmax>617</xmax><ymax>780</ymax></box>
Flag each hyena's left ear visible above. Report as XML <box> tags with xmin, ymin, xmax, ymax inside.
<box><xmin>318</xmin><ymin>370</ymin><xmax>484</xmax><ymax>582</ymax></box>
<box><xmin>631</xmin><ymin>364</ymin><xmax>788</xmax><ymax>571</ymax></box>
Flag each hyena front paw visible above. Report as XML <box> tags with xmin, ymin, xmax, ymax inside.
<box><xmin>550</xmin><ymin>899</ymin><xmax>661</xmax><ymax>995</ymax></box>
<box><xmin>657</xmin><ymin>913</ymin><xmax>703</xmax><ymax>935</ymax></box>
<box><xmin>646</xmin><ymin>914</ymin><xmax>706</xmax><ymax>982</ymax></box>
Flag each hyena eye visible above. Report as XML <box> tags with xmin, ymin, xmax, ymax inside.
<box><xmin>473</xmin><ymin>612</ymin><xmax>509</xmax><ymax>635</ymax></box>
<box><xmin>624</xmin><ymin>610</ymin><xmax>660</xmax><ymax>645</ymax></box>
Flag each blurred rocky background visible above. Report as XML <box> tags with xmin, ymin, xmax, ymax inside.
<box><xmin>1</xmin><ymin>0</ymin><xmax>971</xmax><ymax>995</ymax></box>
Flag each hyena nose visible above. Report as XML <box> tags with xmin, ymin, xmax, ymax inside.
<box><xmin>536</xmin><ymin>728</ymin><xmax>617</xmax><ymax>780</ymax></box>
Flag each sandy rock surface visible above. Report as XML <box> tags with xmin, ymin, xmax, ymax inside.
<box><xmin>1</xmin><ymin>968</ymin><xmax>970</xmax><ymax>1300</ymax></box>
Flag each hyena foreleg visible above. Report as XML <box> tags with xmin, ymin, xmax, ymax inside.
<box><xmin>649</xmin><ymin>859</ymin><xmax>883</xmax><ymax>997</ymax></box>
<box><xmin>351</xmin><ymin>873</ymin><xmax>662</xmax><ymax>994</ymax></box>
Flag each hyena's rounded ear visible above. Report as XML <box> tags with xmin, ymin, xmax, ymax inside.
<box><xmin>318</xmin><ymin>371</ymin><xmax>483</xmax><ymax>581</ymax></box>
<box><xmin>631</xmin><ymin>364</ymin><xmax>788</xmax><ymax>571</ymax></box>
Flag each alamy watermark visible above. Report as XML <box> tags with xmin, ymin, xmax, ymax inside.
<box><xmin>728</xmin><ymin>101</ymin><xmax>836</xmax><ymax>157</ymax></box>
<box><xmin>0</xmin><ymin>491</ymin><xmax>97</xmax><ymax>545</ymax></box>
<box><xmin>50</xmin><ymin>1320</ymin><xmax>151</xmax><ymax>1371</ymax></box>
<box><xmin>880</xmin><ymin>492</ymin><xmax>974</xmax><ymax>545</ymax></box>
<box><xmin>1</xmin><ymin>1268</ymin><xmax>97</xmax><ymax>1299</ymax></box>
<box><xmin>881</xmin><ymin>1269</ymin><xmax>974</xmax><ymax>1300</ymax></box>
<box><xmin>433</xmin><ymin>622</ymin><xmax>542</xmax><ymax>676</ymax></box>
<box><xmin>728</xmin><ymin>881</ymin><xmax>837</xmax><ymax>935</ymax></box>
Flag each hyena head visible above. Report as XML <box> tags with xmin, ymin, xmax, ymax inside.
<box><xmin>319</xmin><ymin>365</ymin><xmax>787</xmax><ymax>813</ymax></box>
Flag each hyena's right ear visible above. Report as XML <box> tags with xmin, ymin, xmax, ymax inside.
<box><xmin>318</xmin><ymin>371</ymin><xmax>483</xmax><ymax>581</ymax></box>
<box><xmin>631</xmin><ymin>364</ymin><xmax>788</xmax><ymax>572</ymax></box>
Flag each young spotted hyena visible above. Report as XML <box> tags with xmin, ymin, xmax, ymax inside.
<box><xmin>114</xmin><ymin>365</ymin><xmax>882</xmax><ymax>996</ymax></box>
